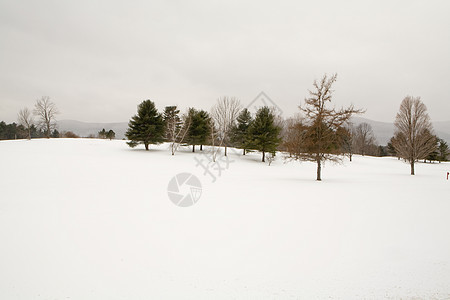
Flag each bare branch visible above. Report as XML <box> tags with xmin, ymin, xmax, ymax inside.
<box><xmin>33</xmin><ymin>96</ymin><xmax>59</xmax><ymax>138</ymax></box>
<box><xmin>392</xmin><ymin>96</ymin><xmax>436</xmax><ymax>175</ymax></box>
<box><xmin>211</xmin><ymin>96</ymin><xmax>241</xmax><ymax>156</ymax></box>
<box><xmin>18</xmin><ymin>107</ymin><xmax>34</xmax><ymax>139</ymax></box>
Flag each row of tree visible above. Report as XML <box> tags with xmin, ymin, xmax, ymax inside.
<box><xmin>0</xmin><ymin>121</ymin><xmax>58</xmax><ymax>140</ymax></box>
<box><xmin>98</xmin><ymin>128</ymin><xmax>116</xmax><ymax>140</ymax></box>
<box><xmin>387</xmin><ymin>135</ymin><xmax>449</xmax><ymax>163</ymax></box>
<box><xmin>125</xmin><ymin>73</ymin><xmax>448</xmax><ymax>180</ymax></box>
<box><xmin>12</xmin><ymin>96</ymin><xmax>60</xmax><ymax>139</ymax></box>
<box><xmin>0</xmin><ymin>121</ymin><xmax>83</xmax><ymax>140</ymax></box>
<box><xmin>5</xmin><ymin>97</ymin><xmax>118</xmax><ymax>140</ymax></box>
<box><xmin>125</xmin><ymin>74</ymin><xmax>361</xmax><ymax>180</ymax></box>
<box><xmin>125</xmin><ymin>99</ymin><xmax>282</xmax><ymax>162</ymax></box>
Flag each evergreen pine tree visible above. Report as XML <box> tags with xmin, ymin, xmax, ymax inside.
<box><xmin>187</xmin><ymin>108</ymin><xmax>210</xmax><ymax>152</ymax></box>
<box><xmin>51</xmin><ymin>129</ymin><xmax>60</xmax><ymax>138</ymax></box>
<box><xmin>387</xmin><ymin>138</ymin><xmax>397</xmax><ymax>157</ymax></box>
<box><xmin>0</xmin><ymin>122</ymin><xmax>28</xmax><ymax>140</ymax></box>
<box><xmin>0</xmin><ymin>121</ymin><xmax>6</xmax><ymax>139</ymax></box>
<box><xmin>437</xmin><ymin>138</ymin><xmax>449</xmax><ymax>162</ymax></box>
<box><xmin>230</xmin><ymin>108</ymin><xmax>253</xmax><ymax>155</ymax></box>
<box><xmin>125</xmin><ymin>100</ymin><xmax>165</xmax><ymax>150</ymax></box>
<box><xmin>98</xmin><ymin>128</ymin><xmax>107</xmax><ymax>139</ymax></box>
<box><xmin>247</xmin><ymin>106</ymin><xmax>281</xmax><ymax>162</ymax></box>
<box><xmin>163</xmin><ymin>106</ymin><xmax>182</xmax><ymax>141</ymax></box>
<box><xmin>377</xmin><ymin>145</ymin><xmax>388</xmax><ymax>157</ymax></box>
<box><xmin>106</xmin><ymin>130</ymin><xmax>115</xmax><ymax>140</ymax></box>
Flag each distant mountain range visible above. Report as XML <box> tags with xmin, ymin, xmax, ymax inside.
<box><xmin>58</xmin><ymin>117</ymin><xmax>450</xmax><ymax>145</ymax></box>
<box><xmin>350</xmin><ymin>117</ymin><xmax>450</xmax><ymax>145</ymax></box>
<box><xmin>57</xmin><ymin>120</ymin><xmax>128</xmax><ymax>139</ymax></box>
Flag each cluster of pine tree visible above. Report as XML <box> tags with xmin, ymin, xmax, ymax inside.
<box><xmin>425</xmin><ymin>138</ymin><xmax>450</xmax><ymax>163</ymax></box>
<box><xmin>125</xmin><ymin>100</ymin><xmax>282</xmax><ymax>162</ymax></box>
<box><xmin>98</xmin><ymin>128</ymin><xmax>116</xmax><ymax>140</ymax></box>
<box><xmin>0</xmin><ymin>121</ymin><xmax>57</xmax><ymax>140</ymax></box>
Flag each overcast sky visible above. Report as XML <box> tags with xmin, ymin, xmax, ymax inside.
<box><xmin>1</xmin><ymin>0</ymin><xmax>449</xmax><ymax>123</ymax></box>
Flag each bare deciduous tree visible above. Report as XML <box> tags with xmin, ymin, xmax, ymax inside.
<box><xmin>392</xmin><ymin>96</ymin><xmax>436</xmax><ymax>175</ymax></box>
<box><xmin>265</xmin><ymin>152</ymin><xmax>275</xmax><ymax>166</ymax></box>
<box><xmin>336</xmin><ymin>124</ymin><xmax>355</xmax><ymax>161</ymax></box>
<box><xmin>285</xmin><ymin>73</ymin><xmax>363</xmax><ymax>181</ymax></box>
<box><xmin>282</xmin><ymin>115</ymin><xmax>306</xmax><ymax>157</ymax></box>
<box><xmin>18</xmin><ymin>107</ymin><xmax>34</xmax><ymax>139</ymax></box>
<box><xmin>208</xmin><ymin>118</ymin><xmax>220</xmax><ymax>162</ymax></box>
<box><xmin>33</xmin><ymin>96</ymin><xmax>59</xmax><ymax>138</ymax></box>
<box><xmin>174</xmin><ymin>111</ymin><xmax>191</xmax><ymax>155</ymax></box>
<box><xmin>164</xmin><ymin>106</ymin><xmax>191</xmax><ymax>155</ymax></box>
<box><xmin>354</xmin><ymin>122</ymin><xmax>376</xmax><ymax>156</ymax></box>
<box><xmin>211</xmin><ymin>96</ymin><xmax>241</xmax><ymax>156</ymax></box>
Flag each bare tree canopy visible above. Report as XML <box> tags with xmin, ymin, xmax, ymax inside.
<box><xmin>282</xmin><ymin>115</ymin><xmax>306</xmax><ymax>157</ymax></box>
<box><xmin>17</xmin><ymin>107</ymin><xmax>34</xmax><ymax>140</ymax></box>
<box><xmin>392</xmin><ymin>96</ymin><xmax>436</xmax><ymax>175</ymax></box>
<box><xmin>163</xmin><ymin>106</ymin><xmax>191</xmax><ymax>155</ymax></box>
<box><xmin>336</xmin><ymin>124</ymin><xmax>354</xmax><ymax>161</ymax></box>
<box><xmin>354</xmin><ymin>122</ymin><xmax>377</xmax><ymax>156</ymax></box>
<box><xmin>285</xmin><ymin>73</ymin><xmax>364</xmax><ymax>180</ymax></box>
<box><xmin>211</xmin><ymin>96</ymin><xmax>241</xmax><ymax>156</ymax></box>
<box><xmin>33</xmin><ymin>96</ymin><xmax>59</xmax><ymax>138</ymax></box>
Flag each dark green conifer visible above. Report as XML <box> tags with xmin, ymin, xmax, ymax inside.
<box><xmin>247</xmin><ymin>106</ymin><xmax>281</xmax><ymax>162</ymax></box>
<box><xmin>126</xmin><ymin>100</ymin><xmax>165</xmax><ymax>150</ymax></box>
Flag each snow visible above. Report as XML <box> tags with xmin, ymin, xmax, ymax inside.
<box><xmin>1</xmin><ymin>138</ymin><xmax>449</xmax><ymax>299</ymax></box>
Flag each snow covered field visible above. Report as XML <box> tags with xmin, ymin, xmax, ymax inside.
<box><xmin>1</xmin><ymin>138</ymin><xmax>449</xmax><ymax>299</ymax></box>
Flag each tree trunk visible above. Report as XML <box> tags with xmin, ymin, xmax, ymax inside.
<box><xmin>200</xmin><ymin>144</ymin><xmax>203</xmax><ymax>151</ymax></box>
<box><xmin>410</xmin><ymin>161</ymin><xmax>415</xmax><ymax>175</ymax></box>
<box><xmin>225</xmin><ymin>146</ymin><xmax>227</xmax><ymax>156</ymax></box>
<box><xmin>349</xmin><ymin>153</ymin><xmax>352</xmax><ymax>162</ymax></box>
<box><xmin>192</xmin><ymin>145</ymin><xmax>195</xmax><ymax>152</ymax></box>
<box><xmin>262</xmin><ymin>151</ymin><xmax>265</xmax><ymax>162</ymax></box>
<box><xmin>145</xmin><ymin>143</ymin><xmax>149</xmax><ymax>150</ymax></box>
<box><xmin>243</xmin><ymin>148</ymin><xmax>245</xmax><ymax>155</ymax></box>
<box><xmin>316</xmin><ymin>159</ymin><xmax>322</xmax><ymax>181</ymax></box>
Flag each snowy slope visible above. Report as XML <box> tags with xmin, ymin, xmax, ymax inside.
<box><xmin>0</xmin><ymin>139</ymin><xmax>449</xmax><ymax>299</ymax></box>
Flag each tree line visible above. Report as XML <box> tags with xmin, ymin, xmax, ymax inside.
<box><xmin>1</xmin><ymin>96</ymin><xmax>61</xmax><ymax>140</ymax></box>
<box><xmin>125</xmin><ymin>99</ymin><xmax>282</xmax><ymax>163</ymax></box>
<box><xmin>2</xmin><ymin>96</ymin><xmax>117</xmax><ymax>140</ymax></box>
<box><xmin>3</xmin><ymin>74</ymin><xmax>448</xmax><ymax>180</ymax></box>
<box><xmin>126</xmin><ymin>73</ymin><xmax>448</xmax><ymax>180</ymax></box>
<box><xmin>0</xmin><ymin>121</ymin><xmax>59</xmax><ymax>140</ymax></box>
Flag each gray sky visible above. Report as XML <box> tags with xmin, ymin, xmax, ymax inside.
<box><xmin>1</xmin><ymin>0</ymin><xmax>449</xmax><ymax>123</ymax></box>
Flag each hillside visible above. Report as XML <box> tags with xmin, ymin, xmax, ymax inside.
<box><xmin>351</xmin><ymin>117</ymin><xmax>450</xmax><ymax>145</ymax></box>
<box><xmin>57</xmin><ymin>120</ymin><xmax>128</xmax><ymax>139</ymax></box>
<box><xmin>0</xmin><ymin>139</ymin><xmax>449</xmax><ymax>299</ymax></box>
